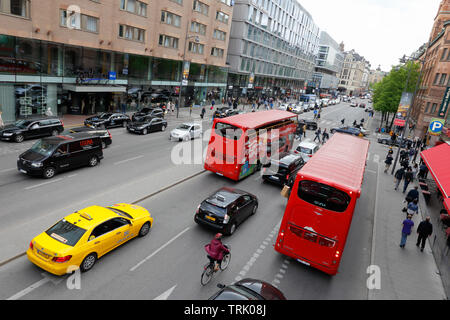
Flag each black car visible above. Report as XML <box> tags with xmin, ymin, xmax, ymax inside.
<box><xmin>131</xmin><ymin>107</ymin><xmax>164</xmax><ymax>122</ymax></box>
<box><xmin>17</xmin><ymin>133</ymin><xmax>103</xmax><ymax>179</ymax></box>
<box><xmin>330</xmin><ymin>126</ymin><xmax>362</xmax><ymax>136</ymax></box>
<box><xmin>84</xmin><ymin>113</ymin><xmax>130</xmax><ymax>129</ymax></box>
<box><xmin>127</xmin><ymin>116</ymin><xmax>168</xmax><ymax>135</ymax></box>
<box><xmin>298</xmin><ymin>119</ymin><xmax>318</xmax><ymax>130</ymax></box>
<box><xmin>194</xmin><ymin>187</ymin><xmax>258</xmax><ymax>235</ymax></box>
<box><xmin>262</xmin><ymin>153</ymin><xmax>304</xmax><ymax>186</ymax></box>
<box><xmin>0</xmin><ymin>117</ymin><xmax>64</xmax><ymax>143</ymax></box>
<box><xmin>213</xmin><ymin>107</ymin><xmax>232</xmax><ymax>118</ymax></box>
<box><xmin>209</xmin><ymin>279</ymin><xmax>287</xmax><ymax>300</ymax></box>
<box><xmin>378</xmin><ymin>136</ymin><xmax>412</xmax><ymax>148</ymax></box>
<box><xmin>63</xmin><ymin>126</ymin><xmax>112</xmax><ymax>149</ymax></box>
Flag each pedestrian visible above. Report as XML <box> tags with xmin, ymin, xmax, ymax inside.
<box><xmin>418</xmin><ymin>163</ymin><xmax>428</xmax><ymax>179</ymax></box>
<box><xmin>317</xmin><ymin>112</ymin><xmax>321</xmax><ymax>120</ymax></box>
<box><xmin>416</xmin><ymin>217</ymin><xmax>433</xmax><ymax>252</ymax></box>
<box><xmin>405</xmin><ymin>186</ymin><xmax>419</xmax><ymax>204</ymax></box>
<box><xmin>341</xmin><ymin>118</ymin><xmax>345</xmax><ymax>125</ymax></box>
<box><xmin>353</xmin><ymin>120</ymin><xmax>357</xmax><ymax>127</ymax></box>
<box><xmin>0</xmin><ymin>111</ymin><xmax>3</xmax><ymax>128</ymax></box>
<box><xmin>302</xmin><ymin>124</ymin><xmax>307</xmax><ymax>138</ymax></box>
<box><xmin>45</xmin><ymin>106</ymin><xmax>53</xmax><ymax>116</ymax></box>
<box><xmin>314</xmin><ymin>128</ymin><xmax>321</xmax><ymax>143</ymax></box>
<box><xmin>394</xmin><ymin>167</ymin><xmax>405</xmax><ymax>191</ymax></box>
<box><xmin>322</xmin><ymin>128</ymin><xmax>328</xmax><ymax>143</ymax></box>
<box><xmin>384</xmin><ymin>153</ymin><xmax>393</xmax><ymax>173</ymax></box>
<box><xmin>400</xmin><ymin>214</ymin><xmax>414</xmax><ymax>248</ymax></box>
<box><xmin>409</xmin><ymin>148</ymin><xmax>415</xmax><ymax>163</ymax></box>
<box><xmin>412</xmin><ymin>163</ymin><xmax>419</xmax><ymax>180</ymax></box>
<box><xmin>406</xmin><ymin>199</ymin><xmax>419</xmax><ymax>216</ymax></box>
<box><xmin>402</xmin><ymin>167</ymin><xmax>414</xmax><ymax>193</ymax></box>
<box><xmin>211</xmin><ymin>99</ymin><xmax>215</xmax><ymax>110</ymax></box>
<box><xmin>200</xmin><ymin>106</ymin><xmax>205</xmax><ymax>119</ymax></box>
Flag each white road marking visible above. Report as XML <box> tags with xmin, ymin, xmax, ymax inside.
<box><xmin>7</xmin><ymin>278</ymin><xmax>50</xmax><ymax>300</ymax></box>
<box><xmin>0</xmin><ymin>168</ymin><xmax>15</xmax><ymax>173</ymax></box>
<box><xmin>154</xmin><ymin>285</ymin><xmax>177</xmax><ymax>300</ymax></box>
<box><xmin>24</xmin><ymin>178</ymin><xmax>63</xmax><ymax>190</ymax></box>
<box><xmin>373</xmin><ymin>154</ymin><xmax>380</xmax><ymax>163</ymax></box>
<box><xmin>114</xmin><ymin>155</ymin><xmax>144</xmax><ymax>165</ymax></box>
<box><xmin>130</xmin><ymin>227</ymin><xmax>190</xmax><ymax>272</ymax></box>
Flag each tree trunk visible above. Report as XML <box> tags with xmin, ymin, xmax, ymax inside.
<box><xmin>389</xmin><ymin>112</ymin><xmax>396</xmax><ymax>132</ymax></box>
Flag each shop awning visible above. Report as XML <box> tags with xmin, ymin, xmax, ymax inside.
<box><xmin>420</xmin><ymin>142</ymin><xmax>450</xmax><ymax>198</ymax></box>
<box><xmin>444</xmin><ymin>198</ymin><xmax>450</xmax><ymax>212</ymax></box>
<box><xmin>62</xmin><ymin>84</ymin><xmax>127</xmax><ymax>93</ymax></box>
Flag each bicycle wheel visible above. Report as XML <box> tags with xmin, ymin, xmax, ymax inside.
<box><xmin>220</xmin><ymin>253</ymin><xmax>231</xmax><ymax>270</ymax></box>
<box><xmin>201</xmin><ymin>264</ymin><xmax>214</xmax><ymax>286</ymax></box>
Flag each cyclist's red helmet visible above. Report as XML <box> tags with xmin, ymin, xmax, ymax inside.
<box><xmin>215</xmin><ymin>233</ymin><xmax>223</xmax><ymax>239</ymax></box>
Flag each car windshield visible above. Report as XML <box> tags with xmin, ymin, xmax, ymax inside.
<box><xmin>45</xmin><ymin>219</ymin><xmax>86</xmax><ymax>247</ymax></box>
<box><xmin>298</xmin><ymin>147</ymin><xmax>312</xmax><ymax>154</ymax></box>
<box><xmin>98</xmin><ymin>113</ymin><xmax>111</xmax><ymax>119</ymax></box>
<box><xmin>201</xmin><ymin>201</ymin><xmax>227</xmax><ymax>217</ymax></box>
<box><xmin>30</xmin><ymin>139</ymin><xmax>58</xmax><ymax>157</ymax></box>
<box><xmin>14</xmin><ymin>120</ymin><xmax>33</xmax><ymax>128</ymax></box>
<box><xmin>176</xmin><ymin>124</ymin><xmax>191</xmax><ymax>130</ymax></box>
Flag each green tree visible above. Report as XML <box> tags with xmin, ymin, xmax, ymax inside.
<box><xmin>372</xmin><ymin>61</ymin><xmax>421</xmax><ymax>130</ymax></box>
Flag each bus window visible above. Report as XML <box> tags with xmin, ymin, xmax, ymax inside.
<box><xmin>297</xmin><ymin>180</ymin><xmax>351</xmax><ymax>212</ymax></box>
<box><xmin>215</xmin><ymin>122</ymin><xmax>243</xmax><ymax>140</ymax></box>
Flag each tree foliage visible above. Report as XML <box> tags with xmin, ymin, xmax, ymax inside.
<box><xmin>372</xmin><ymin>61</ymin><xmax>421</xmax><ymax>115</ymax></box>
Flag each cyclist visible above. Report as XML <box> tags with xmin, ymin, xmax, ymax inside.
<box><xmin>204</xmin><ymin>233</ymin><xmax>230</xmax><ymax>272</ymax></box>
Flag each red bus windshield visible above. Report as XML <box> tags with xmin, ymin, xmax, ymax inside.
<box><xmin>204</xmin><ymin>110</ymin><xmax>297</xmax><ymax>181</ymax></box>
<box><xmin>275</xmin><ymin>133</ymin><xmax>369</xmax><ymax>275</ymax></box>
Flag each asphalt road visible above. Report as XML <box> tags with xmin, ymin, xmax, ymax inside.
<box><xmin>0</xmin><ymin>99</ymin><xmax>387</xmax><ymax>300</ymax></box>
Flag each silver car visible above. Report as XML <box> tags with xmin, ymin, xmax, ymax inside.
<box><xmin>169</xmin><ymin>122</ymin><xmax>202</xmax><ymax>141</ymax></box>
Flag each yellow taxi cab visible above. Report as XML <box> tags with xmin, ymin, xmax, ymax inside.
<box><xmin>27</xmin><ymin>203</ymin><xmax>153</xmax><ymax>276</ymax></box>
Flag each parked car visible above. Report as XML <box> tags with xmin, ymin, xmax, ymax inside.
<box><xmin>225</xmin><ymin>109</ymin><xmax>244</xmax><ymax>117</ymax></box>
<box><xmin>63</xmin><ymin>126</ymin><xmax>112</xmax><ymax>149</ymax></box>
<box><xmin>294</xmin><ymin>141</ymin><xmax>319</xmax><ymax>162</ymax></box>
<box><xmin>127</xmin><ymin>116</ymin><xmax>167</xmax><ymax>135</ymax></box>
<box><xmin>262</xmin><ymin>152</ymin><xmax>305</xmax><ymax>186</ymax></box>
<box><xmin>209</xmin><ymin>278</ymin><xmax>286</xmax><ymax>300</ymax></box>
<box><xmin>377</xmin><ymin>135</ymin><xmax>412</xmax><ymax>148</ymax></box>
<box><xmin>194</xmin><ymin>187</ymin><xmax>258</xmax><ymax>235</ymax></box>
<box><xmin>17</xmin><ymin>133</ymin><xmax>103</xmax><ymax>179</ymax></box>
<box><xmin>298</xmin><ymin>119</ymin><xmax>318</xmax><ymax>130</ymax></box>
<box><xmin>169</xmin><ymin>122</ymin><xmax>202</xmax><ymax>141</ymax></box>
<box><xmin>0</xmin><ymin>117</ymin><xmax>64</xmax><ymax>143</ymax></box>
<box><xmin>84</xmin><ymin>113</ymin><xmax>130</xmax><ymax>129</ymax></box>
<box><xmin>131</xmin><ymin>107</ymin><xmax>164</xmax><ymax>122</ymax></box>
<box><xmin>330</xmin><ymin>126</ymin><xmax>363</xmax><ymax>136</ymax></box>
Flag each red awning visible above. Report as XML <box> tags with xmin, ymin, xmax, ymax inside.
<box><xmin>444</xmin><ymin>198</ymin><xmax>450</xmax><ymax>212</ymax></box>
<box><xmin>420</xmin><ymin>142</ymin><xmax>450</xmax><ymax>198</ymax></box>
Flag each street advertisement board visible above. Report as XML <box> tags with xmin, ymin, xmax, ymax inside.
<box><xmin>182</xmin><ymin>61</ymin><xmax>190</xmax><ymax>86</ymax></box>
<box><xmin>393</xmin><ymin>92</ymin><xmax>413</xmax><ymax>127</ymax></box>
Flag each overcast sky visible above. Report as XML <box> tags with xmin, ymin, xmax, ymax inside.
<box><xmin>299</xmin><ymin>0</ymin><xmax>441</xmax><ymax>72</ymax></box>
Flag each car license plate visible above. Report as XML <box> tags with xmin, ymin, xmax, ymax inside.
<box><xmin>37</xmin><ymin>249</ymin><xmax>51</xmax><ymax>259</ymax></box>
<box><xmin>19</xmin><ymin>169</ymin><xmax>27</xmax><ymax>174</ymax></box>
<box><xmin>205</xmin><ymin>215</ymin><xmax>216</xmax><ymax>222</ymax></box>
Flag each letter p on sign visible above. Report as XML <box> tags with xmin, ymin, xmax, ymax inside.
<box><xmin>428</xmin><ymin>118</ymin><xmax>445</xmax><ymax>136</ymax></box>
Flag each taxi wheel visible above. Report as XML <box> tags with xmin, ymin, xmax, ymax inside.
<box><xmin>80</xmin><ymin>253</ymin><xmax>97</xmax><ymax>273</ymax></box>
<box><xmin>88</xmin><ymin>156</ymin><xmax>98</xmax><ymax>167</ymax></box>
<box><xmin>138</xmin><ymin>222</ymin><xmax>151</xmax><ymax>237</ymax></box>
<box><xmin>226</xmin><ymin>222</ymin><xmax>237</xmax><ymax>236</ymax></box>
<box><xmin>43</xmin><ymin>167</ymin><xmax>56</xmax><ymax>179</ymax></box>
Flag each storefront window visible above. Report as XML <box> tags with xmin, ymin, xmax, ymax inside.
<box><xmin>15</xmin><ymin>83</ymin><xmax>47</xmax><ymax>117</ymax></box>
<box><xmin>63</xmin><ymin>45</ymin><xmax>82</xmax><ymax>77</ymax></box>
<box><xmin>14</xmin><ymin>38</ymin><xmax>40</xmax><ymax>75</ymax></box>
<box><xmin>40</xmin><ymin>42</ymin><xmax>63</xmax><ymax>76</ymax></box>
<box><xmin>128</xmin><ymin>54</ymin><xmax>149</xmax><ymax>82</ymax></box>
<box><xmin>0</xmin><ymin>34</ymin><xmax>15</xmax><ymax>75</ymax></box>
<box><xmin>207</xmin><ymin>65</ymin><xmax>227</xmax><ymax>83</ymax></box>
<box><xmin>152</xmin><ymin>58</ymin><xmax>180</xmax><ymax>81</ymax></box>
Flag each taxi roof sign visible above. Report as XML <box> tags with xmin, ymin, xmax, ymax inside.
<box><xmin>78</xmin><ymin>212</ymin><xmax>93</xmax><ymax>221</ymax></box>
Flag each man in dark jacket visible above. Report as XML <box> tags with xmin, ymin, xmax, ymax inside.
<box><xmin>416</xmin><ymin>217</ymin><xmax>433</xmax><ymax>252</ymax></box>
<box><xmin>205</xmin><ymin>233</ymin><xmax>229</xmax><ymax>271</ymax></box>
<box><xmin>403</xmin><ymin>167</ymin><xmax>414</xmax><ymax>193</ymax></box>
<box><xmin>394</xmin><ymin>167</ymin><xmax>405</xmax><ymax>191</ymax></box>
<box><xmin>405</xmin><ymin>186</ymin><xmax>419</xmax><ymax>204</ymax></box>
<box><xmin>384</xmin><ymin>154</ymin><xmax>393</xmax><ymax>173</ymax></box>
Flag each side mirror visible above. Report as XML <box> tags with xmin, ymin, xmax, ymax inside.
<box><xmin>217</xmin><ymin>284</ymin><xmax>226</xmax><ymax>289</ymax></box>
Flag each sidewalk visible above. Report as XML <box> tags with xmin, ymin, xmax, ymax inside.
<box><xmin>368</xmin><ymin>111</ymin><xmax>447</xmax><ymax>300</ymax></box>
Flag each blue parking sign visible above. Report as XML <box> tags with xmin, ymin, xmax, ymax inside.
<box><xmin>428</xmin><ymin>118</ymin><xmax>445</xmax><ymax>136</ymax></box>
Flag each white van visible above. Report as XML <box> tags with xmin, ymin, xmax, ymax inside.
<box><xmin>294</xmin><ymin>141</ymin><xmax>319</xmax><ymax>162</ymax></box>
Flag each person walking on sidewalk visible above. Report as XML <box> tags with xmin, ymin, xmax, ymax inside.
<box><xmin>384</xmin><ymin>153</ymin><xmax>394</xmax><ymax>173</ymax></box>
<box><xmin>403</xmin><ymin>167</ymin><xmax>414</xmax><ymax>193</ymax></box>
<box><xmin>314</xmin><ymin>128</ymin><xmax>321</xmax><ymax>143</ymax></box>
<box><xmin>400</xmin><ymin>214</ymin><xmax>414</xmax><ymax>248</ymax></box>
<box><xmin>416</xmin><ymin>216</ymin><xmax>433</xmax><ymax>252</ymax></box>
<box><xmin>200</xmin><ymin>106</ymin><xmax>206</xmax><ymax>120</ymax></box>
<box><xmin>406</xmin><ymin>199</ymin><xmax>419</xmax><ymax>216</ymax></box>
<box><xmin>405</xmin><ymin>186</ymin><xmax>419</xmax><ymax>204</ymax></box>
<box><xmin>321</xmin><ymin>128</ymin><xmax>328</xmax><ymax>144</ymax></box>
<box><xmin>394</xmin><ymin>167</ymin><xmax>405</xmax><ymax>191</ymax></box>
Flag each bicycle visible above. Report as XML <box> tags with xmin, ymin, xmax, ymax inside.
<box><xmin>201</xmin><ymin>245</ymin><xmax>231</xmax><ymax>286</ymax></box>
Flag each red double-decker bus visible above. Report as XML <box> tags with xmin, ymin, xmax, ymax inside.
<box><xmin>204</xmin><ymin>110</ymin><xmax>297</xmax><ymax>181</ymax></box>
<box><xmin>275</xmin><ymin>133</ymin><xmax>369</xmax><ymax>275</ymax></box>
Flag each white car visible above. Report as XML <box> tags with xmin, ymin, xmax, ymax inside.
<box><xmin>278</xmin><ymin>104</ymin><xmax>289</xmax><ymax>111</ymax></box>
<box><xmin>291</xmin><ymin>104</ymin><xmax>303</xmax><ymax>114</ymax></box>
<box><xmin>294</xmin><ymin>141</ymin><xmax>319</xmax><ymax>162</ymax></box>
<box><xmin>169</xmin><ymin>123</ymin><xmax>202</xmax><ymax>141</ymax></box>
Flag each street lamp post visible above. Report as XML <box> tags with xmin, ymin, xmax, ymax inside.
<box><xmin>390</xmin><ymin>55</ymin><xmax>425</xmax><ymax>175</ymax></box>
<box><xmin>177</xmin><ymin>25</ymin><xmax>199</xmax><ymax>119</ymax></box>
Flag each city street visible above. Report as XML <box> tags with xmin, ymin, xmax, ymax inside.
<box><xmin>0</xmin><ymin>100</ymin><xmax>414</xmax><ymax>300</ymax></box>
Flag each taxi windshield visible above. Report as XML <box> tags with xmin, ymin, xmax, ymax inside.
<box><xmin>45</xmin><ymin>219</ymin><xmax>86</xmax><ymax>246</ymax></box>
<box><xmin>30</xmin><ymin>140</ymin><xmax>58</xmax><ymax>157</ymax></box>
